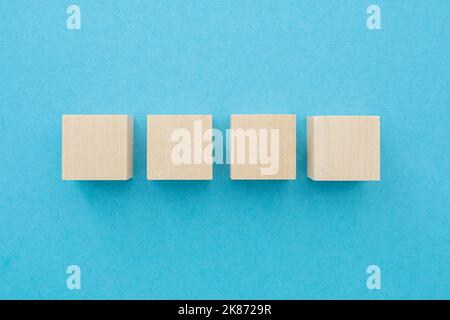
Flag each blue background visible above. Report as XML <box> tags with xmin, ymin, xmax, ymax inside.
<box><xmin>1</xmin><ymin>0</ymin><xmax>449</xmax><ymax>299</ymax></box>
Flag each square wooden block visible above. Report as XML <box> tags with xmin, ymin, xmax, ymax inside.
<box><xmin>230</xmin><ymin>114</ymin><xmax>296</xmax><ymax>180</ymax></box>
<box><xmin>147</xmin><ymin>115</ymin><xmax>213</xmax><ymax>180</ymax></box>
<box><xmin>307</xmin><ymin>116</ymin><xmax>380</xmax><ymax>181</ymax></box>
<box><xmin>62</xmin><ymin>115</ymin><xmax>133</xmax><ymax>180</ymax></box>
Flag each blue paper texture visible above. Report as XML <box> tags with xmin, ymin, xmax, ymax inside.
<box><xmin>0</xmin><ymin>1</ymin><xmax>449</xmax><ymax>299</ymax></box>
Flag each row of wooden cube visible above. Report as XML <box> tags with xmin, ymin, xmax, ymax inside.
<box><xmin>62</xmin><ymin>114</ymin><xmax>380</xmax><ymax>181</ymax></box>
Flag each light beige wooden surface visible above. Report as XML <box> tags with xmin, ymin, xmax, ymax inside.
<box><xmin>307</xmin><ymin>116</ymin><xmax>380</xmax><ymax>181</ymax></box>
<box><xmin>147</xmin><ymin>115</ymin><xmax>213</xmax><ymax>180</ymax></box>
<box><xmin>230</xmin><ymin>114</ymin><xmax>296</xmax><ymax>180</ymax></box>
<box><xmin>62</xmin><ymin>114</ymin><xmax>133</xmax><ymax>180</ymax></box>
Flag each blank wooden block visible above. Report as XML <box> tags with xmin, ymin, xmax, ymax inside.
<box><xmin>230</xmin><ymin>114</ymin><xmax>296</xmax><ymax>180</ymax></box>
<box><xmin>147</xmin><ymin>115</ymin><xmax>213</xmax><ymax>180</ymax></box>
<box><xmin>307</xmin><ymin>116</ymin><xmax>380</xmax><ymax>181</ymax></box>
<box><xmin>62</xmin><ymin>115</ymin><xmax>133</xmax><ymax>180</ymax></box>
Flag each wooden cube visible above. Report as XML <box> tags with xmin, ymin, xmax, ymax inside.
<box><xmin>147</xmin><ymin>115</ymin><xmax>213</xmax><ymax>180</ymax></box>
<box><xmin>62</xmin><ymin>115</ymin><xmax>133</xmax><ymax>180</ymax></box>
<box><xmin>307</xmin><ymin>116</ymin><xmax>380</xmax><ymax>181</ymax></box>
<box><xmin>230</xmin><ymin>114</ymin><xmax>296</xmax><ymax>180</ymax></box>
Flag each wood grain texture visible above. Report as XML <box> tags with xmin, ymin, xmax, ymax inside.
<box><xmin>147</xmin><ymin>115</ymin><xmax>213</xmax><ymax>180</ymax></box>
<box><xmin>62</xmin><ymin>115</ymin><xmax>133</xmax><ymax>180</ymax></box>
<box><xmin>307</xmin><ymin>116</ymin><xmax>380</xmax><ymax>181</ymax></box>
<box><xmin>230</xmin><ymin>114</ymin><xmax>296</xmax><ymax>180</ymax></box>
